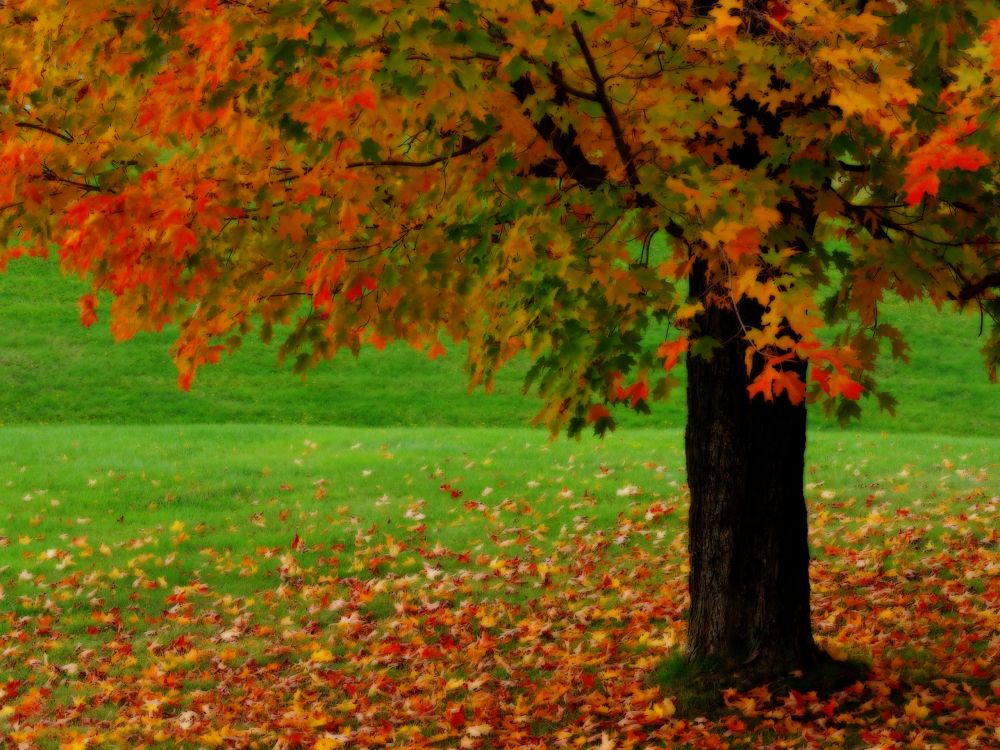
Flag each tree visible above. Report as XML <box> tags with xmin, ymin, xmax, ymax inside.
<box><xmin>2</xmin><ymin>0</ymin><xmax>997</xmax><ymax>681</ymax></box>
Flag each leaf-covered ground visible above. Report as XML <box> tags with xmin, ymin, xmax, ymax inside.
<box><xmin>1</xmin><ymin>426</ymin><xmax>998</xmax><ymax>748</ymax></box>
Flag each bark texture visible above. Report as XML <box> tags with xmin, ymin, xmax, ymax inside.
<box><xmin>684</xmin><ymin>265</ymin><xmax>820</xmax><ymax>680</ymax></box>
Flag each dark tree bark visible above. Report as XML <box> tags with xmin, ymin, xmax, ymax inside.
<box><xmin>684</xmin><ymin>262</ymin><xmax>821</xmax><ymax>680</ymax></box>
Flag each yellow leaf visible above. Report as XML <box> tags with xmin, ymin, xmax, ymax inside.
<box><xmin>830</xmin><ymin>85</ymin><xmax>879</xmax><ymax>117</ymax></box>
<box><xmin>646</xmin><ymin>698</ymin><xmax>676</xmax><ymax>720</ymax></box>
<box><xmin>905</xmin><ymin>697</ymin><xmax>930</xmax><ymax>720</ymax></box>
<box><xmin>310</xmin><ymin>648</ymin><xmax>334</xmax><ymax>663</ymax></box>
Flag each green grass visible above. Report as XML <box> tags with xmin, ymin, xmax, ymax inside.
<box><xmin>1</xmin><ymin>257</ymin><xmax>996</xmax><ymax>434</ymax></box>
<box><xmin>3</xmin><ymin>424</ymin><xmax>994</xmax><ymax>591</ymax></box>
<box><xmin>1</xmin><ymin>425</ymin><xmax>997</xmax><ymax>747</ymax></box>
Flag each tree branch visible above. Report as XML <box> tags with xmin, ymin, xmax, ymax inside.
<box><xmin>833</xmin><ymin>189</ymin><xmax>998</xmax><ymax>248</ymax></box>
<box><xmin>836</xmin><ymin>160</ymin><xmax>869</xmax><ymax>173</ymax></box>
<box><xmin>15</xmin><ymin>122</ymin><xmax>74</xmax><ymax>143</ymax></box>
<box><xmin>546</xmin><ymin>61</ymin><xmax>600</xmax><ymax>103</ymax></box>
<box><xmin>958</xmin><ymin>271</ymin><xmax>1000</xmax><ymax>301</ymax></box>
<box><xmin>41</xmin><ymin>166</ymin><xmax>103</xmax><ymax>192</ymax></box>
<box><xmin>569</xmin><ymin>22</ymin><xmax>643</xmax><ymax>193</ymax></box>
<box><xmin>347</xmin><ymin>134</ymin><xmax>491</xmax><ymax>169</ymax></box>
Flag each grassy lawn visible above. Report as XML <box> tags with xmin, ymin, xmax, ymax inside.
<box><xmin>0</xmin><ymin>260</ymin><xmax>998</xmax><ymax>747</ymax></box>
<box><xmin>1</xmin><ymin>426</ymin><xmax>998</xmax><ymax>747</ymax></box>
<box><xmin>1</xmin><ymin>258</ymin><xmax>998</xmax><ymax>435</ymax></box>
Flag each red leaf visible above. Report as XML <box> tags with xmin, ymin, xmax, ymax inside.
<box><xmin>445</xmin><ymin>704</ymin><xmax>466</xmax><ymax>729</ymax></box>
<box><xmin>616</xmin><ymin>379</ymin><xmax>649</xmax><ymax>407</ymax></box>
<box><xmin>348</xmin><ymin>90</ymin><xmax>377</xmax><ymax>111</ymax></box>
<box><xmin>587</xmin><ymin>404</ymin><xmax>611</xmax><ymax>423</ymax></box>
<box><xmin>78</xmin><ymin>293</ymin><xmax>99</xmax><ymax>327</ymax></box>
<box><xmin>345</xmin><ymin>275</ymin><xmax>377</xmax><ymax>302</ymax></box>
<box><xmin>834</xmin><ymin>372</ymin><xmax>864</xmax><ymax>400</ymax></box>
<box><xmin>172</xmin><ymin>226</ymin><xmax>198</xmax><ymax>258</ymax></box>
<box><xmin>773</xmin><ymin>369</ymin><xmax>806</xmax><ymax>405</ymax></box>
<box><xmin>944</xmin><ymin>146</ymin><xmax>990</xmax><ymax>172</ymax></box>
<box><xmin>769</xmin><ymin>1</ymin><xmax>790</xmax><ymax>21</ymax></box>
<box><xmin>427</xmin><ymin>340</ymin><xmax>446</xmax><ymax>359</ymax></box>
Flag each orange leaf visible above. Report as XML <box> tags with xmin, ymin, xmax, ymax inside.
<box><xmin>339</xmin><ymin>202</ymin><xmax>359</xmax><ymax>234</ymax></box>
<box><xmin>724</xmin><ymin>227</ymin><xmax>761</xmax><ymax>262</ymax></box>
<box><xmin>277</xmin><ymin>210</ymin><xmax>312</xmax><ymax>243</ymax></box>
<box><xmin>832</xmin><ymin>371</ymin><xmax>864</xmax><ymax>400</ymax></box>
<box><xmin>78</xmin><ymin>294</ymin><xmax>99</xmax><ymax>327</ymax></box>
<box><xmin>772</xmin><ymin>369</ymin><xmax>806</xmax><ymax>404</ymax></box>
<box><xmin>748</xmin><ymin>367</ymin><xmax>778</xmax><ymax>401</ymax></box>
<box><xmin>656</xmin><ymin>337</ymin><xmax>688</xmax><ymax>371</ymax></box>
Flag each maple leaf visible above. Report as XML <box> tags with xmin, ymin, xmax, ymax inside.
<box><xmin>347</xmin><ymin>90</ymin><xmax>377</xmax><ymax>111</ymax></box>
<box><xmin>832</xmin><ymin>371</ymin><xmax>864</xmax><ymax>400</ymax></box>
<box><xmin>773</xmin><ymin>370</ymin><xmax>806</xmax><ymax>404</ymax></box>
<box><xmin>587</xmin><ymin>404</ymin><xmax>611</xmax><ymax>422</ymax></box>
<box><xmin>769</xmin><ymin>1</ymin><xmax>791</xmax><ymax>23</ymax></box>
<box><xmin>78</xmin><ymin>294</ymin><xmax>99</xmax><ymax>328</ymax></box>
<box><xmin>339</xmin><ymin>202</ymin><xmax>359</xmax><ymax>234</ymax></box>
<box><xmin>172</xmin><ymin>226</ymin><xmax>198</xmax><ymax>259</ymax></box>
<box><xmin>724</xmin><ymin>227</ymin><xmax>761</xmax><ymax>262</ymax></box>
<box><xmin>615</xmin><ymin>379</ymin><xmax>649</xmax><ymax>407</ymax></box>
<box><xmin>748</xmin><ymin>367</ymin><xmax>778</xmax><ymax>402</ymax></box>
<box><xmin>656</xmin><ymin>338</ymin><xmax>688</xmax><ymax>372</ymax></box>
<box><xmin>444</xmin><ymin>703</ymin><xmax>466</xmax><ymax>729</ymax></box>
<box><xmin>277</xmin><ymin>210</ymin><xmax>313</xmax><ymax>243</ymax></box>
<box><xmin>904</xmin><ymin>697</ymin><xmax>930</xmax><ymax>720</ymax></box>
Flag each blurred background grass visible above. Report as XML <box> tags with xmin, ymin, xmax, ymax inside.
<box><xmin>0</xmin><ymin>257</ymin><xmax>995</xmax><ymax>434</ymax></box>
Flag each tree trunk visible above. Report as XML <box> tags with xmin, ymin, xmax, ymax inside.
<box><xmin>684</xmin><ymin>266</ymin><xmax>820</xmax><ymax>680</ymax></box>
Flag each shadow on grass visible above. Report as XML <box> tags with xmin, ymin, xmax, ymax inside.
<box><xmin>648</xmin><ymin>649</ymin><xmax>872</xmax><ymax>719</ymax></box>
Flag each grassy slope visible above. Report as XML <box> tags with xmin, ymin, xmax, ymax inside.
<box><xmin>1</xmin><ymin>257</ymin><xmax>997</xmax><ymax>434</ymax></box>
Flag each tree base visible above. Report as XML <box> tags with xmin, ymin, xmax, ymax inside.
<box><xmin>648</xmin><ymin>648</ymin><xmax>871</xmax><ymax>720</ymax></box>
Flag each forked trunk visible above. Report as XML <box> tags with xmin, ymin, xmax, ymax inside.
<box><xmin>684</xmin><ymin>267</ymin><xmax>820</xmax><ymax>680</ymax></box>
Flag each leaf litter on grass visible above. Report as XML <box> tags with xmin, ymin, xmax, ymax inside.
<box><xmin>0</xmin><ymin>435</ymin><xmax>998</xmax><ymax>749</ymax></box>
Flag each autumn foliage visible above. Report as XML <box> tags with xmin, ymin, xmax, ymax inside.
<box><xmin>2</xmin><ymin>0</ymin><xmax>1000</xmax><ymax>741</ymax></box>
<box><xmin>2</xmin><ymin>0</ymin><xmax>997</xmax><ymax>431</ymax></box>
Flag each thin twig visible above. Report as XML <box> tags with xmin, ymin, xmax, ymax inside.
<box><xmin>347</xmin><ymin>134</ymin><xmax>491</xmax><ymax>169</ymax></box>
<box><xmin>15</xmin><ymin>121</ymin><xmax>73</xmax><ymax>142</ymax></box>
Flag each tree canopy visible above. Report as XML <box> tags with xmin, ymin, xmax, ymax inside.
<box><xmin>2</xmin><ymin>0</ymin><xmax>997</xmax><ymax>432</ymax></box>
